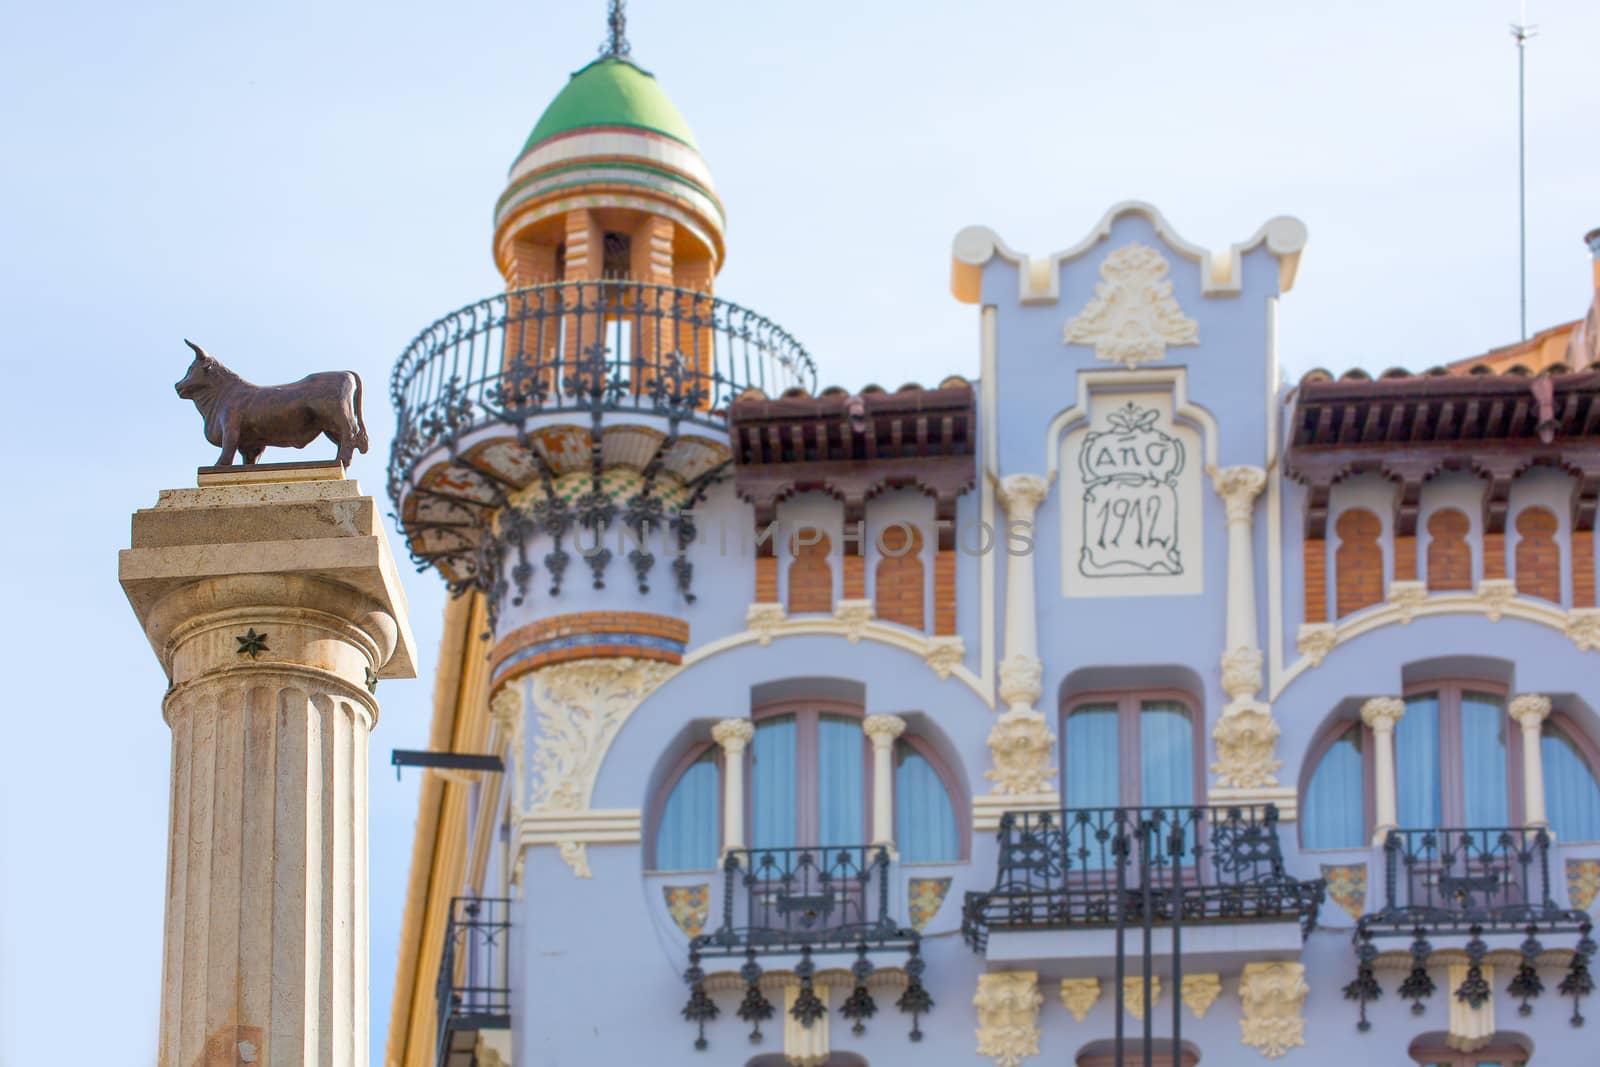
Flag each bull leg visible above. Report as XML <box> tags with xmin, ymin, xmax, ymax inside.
<box><xmin>241</xmin><ymin>446</ymin><xmax>264</xmax><ymax>464</ymax></box>
<box><xmin>336</xmin><ymin>435</ymin><xmax>355</xmax><ymax>468</ymax></box>
<box><xmin>216</xmin><ymin>445</ymin><xmax>237</xmax><ymax>466</ymax></box>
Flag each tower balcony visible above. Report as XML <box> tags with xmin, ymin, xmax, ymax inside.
<box><xmin>386</xmin><ymin>280</ymin><xmax>816</xmax><ymax>625</ymax></box>
<box><xmin>435</xmin><ymin>896</ymin><xmax>512</xmax><ymax>1067</ymax></box>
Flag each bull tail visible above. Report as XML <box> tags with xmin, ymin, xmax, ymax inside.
<box><xmin>351</xmin><ymin>372</ymin><xmax>369</xmax><ymax>454</ymax></box>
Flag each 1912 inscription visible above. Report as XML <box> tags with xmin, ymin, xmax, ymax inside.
<box><xmin>1078</xmin><ymin>402</ymin><xmax>1185</xmax><ymax>577</ymax></box>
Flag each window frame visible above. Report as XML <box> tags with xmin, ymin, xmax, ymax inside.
<box><xmin>1542</xmin><ymin>710</ymin><xmax>1600</xmax><ymax>842</ymax></box>
<box><xmin>1399</xmin><ymin>678</ymin><xmax>1522</xmax><ymax>829</ymax></box>
<box><xmin>647</xmin><ymin>740</ymin><xmax>725</xmax><ymax>872</ymax></box>
<box><xmin>1060</xmin><ymin>688</ymin><xmax>1204</xmax><ymax>809</ymax></box>
<box><xmin>749</xmin><ymin>699</ymin><xmax>874</xmax><ymax>848</ymax></box>
<box><xmin>891</xmin><ymin>731</ymin><xmax>969</xmax><ymax>865</ymax></box>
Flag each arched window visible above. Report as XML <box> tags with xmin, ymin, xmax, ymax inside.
<box><xmin>1302</xmin><ymin>724</ymin><xmax>1367</xmax><ymax>850</ymax></box>
<box><xmin>1543</xmin><ymin>720</ymin><xmax>1600</xmax><ymax>841</ymax></box>
<box><xmin>648</xmin><ymin>705</ymin><xmax>964</xmax><ymax>869</ymax></box>
<box><xmin>1062</xmin><ymin>692</ymin><xmax>1198</xmax><ymax>808</ymax></box>
<box><xmin>655</xmin><ymin>747</ymin><xmax>719</xmax><ymax>871</ymax></box>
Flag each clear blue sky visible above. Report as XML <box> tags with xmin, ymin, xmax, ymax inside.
<box><xmin>1</xmin><ymin>2</ymin><xmax>1595</xmax><ymax>1064</ymax></box>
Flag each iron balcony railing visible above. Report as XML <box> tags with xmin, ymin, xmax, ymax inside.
<box><xmin>1346</xmin><ymin>826</ymin><xmax>1596</xmax><ymax>1031</ymax></box>
<box><xmin>435</xmin><ymin>897</ymin><xmax>512</xmax><ymax>1067</ymax></box>
<box><xmin>680</xmin><ymin>844</ymin><xmax>933</xmax><ymax>1052</ymax></box>
<box><xmin>961</xmin><ymin>803</ymin><xmax>1325</xmax><ymax>950</ymax></box>
<box><xmin>388</xmin><ymin>279</ymin><xmax>818</xmax><ymax>505</ymax></box>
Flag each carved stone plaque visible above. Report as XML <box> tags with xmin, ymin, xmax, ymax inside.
<box><xmin>1061</xmin><ymin>390</ymin><xmax>1203</xmax><ymax>598</ymax></box>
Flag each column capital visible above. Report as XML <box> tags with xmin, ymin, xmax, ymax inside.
<box><xmin>997</xmin><ymin>473</ymin><xmax>1050</xmax><ymax>521</ymax></box>
<box><xmin>489</xmin><ymin>683</ymin><xmax>524</xmax><ymax>731</ymax></box>
<box><xmin>1509</xmin><ymin>693</ymin><xmax>1552</xmax><ymax>729</ymax></box>
<box><xmin>712</xmin><ymin>717</ymin><xmax>755</xmax><ymax>752</ymax></box>
<box><xmin>1360</xmin><ymin>696</ymin><xmax>1406</xmax><ymax>732</ymax></box>
<box><xmin>863</xmin><ymin>714</ymin><xmax>907</xmax><ymax>748</ymax></box>
<box><xmin>1209</xmin><ymin>464</ymin><xmax>1267</xmax><ymax>525</ymax></box>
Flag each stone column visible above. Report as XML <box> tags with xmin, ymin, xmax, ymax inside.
<box><xmin>712</xmin><ymin>718</ymin><xmax>755</xmax><ymax>854</ymax></box>
<box><xmin>1361</xmin><ymin>697</ymin><xmax>1406</xmax><ymax>844</ymax></box>
<box><xmin>863</xmin><ymin>714</ymin><xmax>906</xmax><ymax>851</ymax></box>
<box><xmin>1211</xmin><ymin>465</ymin><xmax>1268</xmax><ymax>687</ymax></box>
<box><xmin>971</xmin><ymin>474</ymin><xmax>1057</xmax><ymax>828</ymax></box>
<box><xmin>1509</xmin><ymin>694</ymin><xmax>1552</xmax><ymax>829</ymax></box>
<box><xmin>120</xmin><ymin>465</ymin><xmax>416</xmax><ymax>1067</ymax></box>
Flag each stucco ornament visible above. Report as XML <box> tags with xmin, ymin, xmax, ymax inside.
<box><xmin>1567</xmin><ymin>608</ymin><xmax>1600</xmax><ymax>652</ymax></box>
<box><xmin>1123</xmin><ymin>976</ymin><xmax>1160</xmax><ymax>1020</ymax></box>
<box><xmin>924</xmin><ymin>635</ymin><xmax>966</xmax><ymax>680</ymax></box>
<box><xmin>998</xmin><ymin>654</ymin><xmax>1044</xmax><ymax>712</ymax></box>
<box><xmin>526</xmin><ymin>656</ymin><xmax>679</xmax><ymax>876</ymax></box>
<box><xmin>1220</xmin><ymin>646</ymin><xmax>1264</xmax><ymax>702</ymax></box>
<box><xmin>834</xmin><ymin>598</ymin><xmax>874</xmax><ymax>643</ymax></box>
<box><xmin>1387</xmin><ymin>580</ymin><xmax>1427</xmax><ymax>624</ymax></box>
<box><xmin>1509</xmin><ymin>692</ymin><xmax>1552</xmax><ymax>730</ymax></box>
<box><xmin>1058</xmin><ymin>977</ymin><xmax>1101</xmax><ymax>1022</ymax></box>
<box><xmin>1475</xmin><ymin>578</ymin><xmax>1517</xmax><ymax>622</ymax></box>
<box><xmin>1359</xmin><ymin>696</ymin><xmax>1405</xmax><ymax>733</ymax></box>
<box><xmin>1446</xmin><ymin>962</ymin><xmax>1496</xmax><ymax>1052</ymax></box>
<box><xmin>997</xmin><ymin>472</ymin><xmax>1051</xmax><ymax>521</ymax></box>
<box><xmin>489</xmin><ymin>683</ymin><xmax>526</xmax><ymax>811</ymax></box>
<box><xmin>986</xmin><ymin>710</ymin><xmax>1057</xmax><ymax>795</ymax></box>
<box><xmin>746</xmin><ymin>601</ymin><xmax>787</xmax><ymax>646</ymax></box>
<box><xmin>1181</xmin><ymin>973</ymin><xmax>1223</xmax><ymax>1019</ymax></box>
<box><xmin>1295</xmin><ymin>623</ymin><xmax>1337</xmax><ymax>668</ymax></box>
<box><xmin>974</xmin><ymin>971</ymin><xmax>1043</xmax><ymax>1067</ymax></box>
<box><xmin>1210</xmin><ymin>464</ymin><xmax>1267</xmax><ymax>526</ymax></box>
<box><xmin>1063</xmin><ymin>242</ymin><xmax>1199</xmax><ymax>368</ymax></box>
<box><xmin>1238</xmin><ymin>961</ymin><xmax>1309</xmax><ymax>1059</ymax></box>
<box><xmin>1210</xmin><ymin>702</ymin><xmax>1283</xmax><ymax>789</ymax></box>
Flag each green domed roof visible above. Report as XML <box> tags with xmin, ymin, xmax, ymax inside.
<box><xmin>521</xmin><ymin>57</ymin><xmax>699</xmax><ymax>154</ymax></box>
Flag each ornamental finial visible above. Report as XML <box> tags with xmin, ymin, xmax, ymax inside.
<box><xmin>601</xmin><ymin>0</ymin><xmax>631</xmax><ymax>58</ymax></box>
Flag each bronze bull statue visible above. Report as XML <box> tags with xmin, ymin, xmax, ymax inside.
<box><xmin>176</xmin><ymin>340</ymin><xmax>369</xmax><ymax>467</ymax></box>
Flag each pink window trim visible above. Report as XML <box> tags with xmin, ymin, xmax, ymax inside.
<box><xmin>891</xmin><ymin>725</ymin><xmax>972</xmax><ymax>863</ymax></box>
<box><xmin>1059</xmin><ymin>687</ymin><xmax>1205</xmax><ymax>809</ymax></box>
<box><xmin>1296</xmin><ymin>712</ymin><xmax>1377</xmax><ymax>849</ymax></box>
<box><xmin>1408</xmin><ymin>1040</ymin><xmax>1529</xmax><ymax>1066</ymax></box>
<box><xmin>1549</xmin><ymin>710</ymin><xmax>1600</xmax><ymax>784</ymax></box>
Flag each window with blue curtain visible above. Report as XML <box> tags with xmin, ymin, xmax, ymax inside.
<box><xmin>1396</xmin><ymin>692</ymin><xmax>1442</xmax><ymax>829</ymax></box>
<box><xmin>1460</xmin><ymin>693</ymin><xmax>1508</xmax><ymax>826</ymax></box>
<box><xmin>1065</xmin><ymin>704</ymin><xmax>1119</xmax><ymax>808</ymax></box>
<box><xmin>895</xmin><ymin>741</ymin><xmax>958</xmax><ymax>862</ymax></box>
<box><xmin>817</xmin><ymin>716</ymin><xmax>864</xmax><ymax>845</ymax></box>
<box><xmin>1139</xmin><ymin>701</ymin><xmax>1193</xmax><ymax>808</ymax></box>
<box><xmin>1303</xmin><ymin>726</ymin><xmax>1365</xmax><ymax>849</ymax></box>
<box><xmin>655</xmin><ymin>749</ymin><xmax>718</xmax><ymax>870</ymax></box>
<box><xmin>751</xmin><ymin>715</ymin><xmax>798</xmax><ymax>849</ymax></box>
<box><xmin>1544</xmin><ymin>725</ymin><xmax>1600</xmax><ymax>841</ymax></box>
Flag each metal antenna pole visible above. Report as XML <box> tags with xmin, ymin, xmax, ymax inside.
<box><xmin>602</xmin><ymin>0</ymin><xmax>631</xmax><ymax>58</ymax></box>
<box><xmin>1512</xmin><ymin>4</ymin><xmax>1538</xmax><ymax>341</ymax></box>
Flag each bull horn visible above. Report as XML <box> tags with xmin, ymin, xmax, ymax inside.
<box><xmin>184</xmin><ymin>338</ymin><xmax>211</xmax><ymax>360</ymax></box>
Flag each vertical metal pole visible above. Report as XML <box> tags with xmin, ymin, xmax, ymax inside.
<box><xmin>1141</xmin><ymin>814</ymin><xmax>1154</xmax><ymax>1067</ymax></box>
<box><xmin>1170</xmin><ymin>812</ymin><xmax>1185</xmax><ymax>1067</ymax></box>
<box><xmin>1114</xmin><ymin>810</ymin><xmax>1127</xmax><ymax>1065</ymax></box>
<box><xmin>1512</xmin><ymin>11</ymin><xmax>1537</xmax><ymax>341</ymax></box>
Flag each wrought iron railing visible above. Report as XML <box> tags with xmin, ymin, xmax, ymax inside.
<box><xmin>680</xmin><ymin>844</ymin><xmax>932</xmax><ymax>1052</ymax></box>
<box><xmin>435</xmin><ymin>897</ymin><xmax>512</xmax><ymax>1067</ymax></box>
<box><xmin>388</xmin><ymin>279</ymin><xmax>817</xmax><ymax>503</ymax></box>
<box><xmin>961</xmin><ymin>804</ymin><xmax>1324</xmax><ymax>950</ymax></box>
<box><xmin>1346</xmin><ymin>827</ymin><xmax>1595</xmax><ymax>1030</ymax></box>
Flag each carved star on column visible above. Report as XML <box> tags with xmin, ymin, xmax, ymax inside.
<box><xmin>364</xmin><ymin>666</ymin><xmax>378</xmax><ymax>695</ymax></box>
<box><xmin>235</xmin><ymin>628</ymin><xmax>269</xmax><ymax>659</ymax></box>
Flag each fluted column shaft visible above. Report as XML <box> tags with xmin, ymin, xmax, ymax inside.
<box><xmin>122</xmin><ymin>472</ymin><xmax>414</xmax><ymax>1067</ymax></box>
<box><xmin>863</xmin><ymin>715</ymin><xmax>906</xmax><ymax>850</ymax></box>
<box><xmin>1211</xmin><ymin>466</ymin><xmax>1268</xmax><ymax>700</ymax></box>
<box><xmin>997</xmin><ymin>474</ymin><xmax>1049</xmax><ymax>714</ymax></box>
<box><xmin>1510</xmin><ymin>694</ymin><xmax>1552</xmax><ymax>829</ymax></box>
<box><xmin>1362</xmin><ymin>697</ymin><xmax>1406</xmax><ymax>844</ymax></box>
<box><xmin>712</xmin><ymin>719</ymin><xmax>755</xmax><ymax>854</ymax></box>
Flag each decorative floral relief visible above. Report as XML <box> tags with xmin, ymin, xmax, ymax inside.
<box><xmin>1388</xmin><ymin>580</ymin><xmax>1427</xmax><ymax>624</ymax></box>
<box><xmin>1238</xmin><ymin>961</ymin><xmax>1309</xmax><ymax>1059</ymax></box>
<box><xmin>1321</xmin><ymin>863</ymin><xmax>1368</xmax><ymax>922</ymax></box>
<box><xmin>1123</xmin><ymin>976</ymin><xmax>1160</xmax><ymax>1021</ymax></box>
<box><xmin>924</xmin><ymin>635</ymin><xmax>965</xmax><ymax>680</ymax></box>
<box><xmin>833</xmin><ymin>598</ymin><xmax>873</xmax><ymax>643</ymax></box>
<box><xmin>974</xmin><ymin>972</ymin><xmax>1042</xmax><ymax>1067</ymax></box>
<box><xmin>1181</xmin><ymin>973</ymin><xmax>1222</xmax><ymax>1019</ymax></box>
<box><xmin>1058</xmin><ymin>978</ymin><xmax>1101</xmax><ymax>1022</ymax></box>
<box><xmin>1475</xmin><ymin>578</ymin><xmax>1517</xmax><ymax>623</ymax></box>
<box><xmin>986</xmin><ymin>710</ymin><xmax>1057</xmax><ymax>795</ymax></box>
<box><xmin>1210</xmin><ymin>703</ymin><xmax>1283</xmax><ymax>789</ymax></box>
<box><xmin>998</xmin><ymin>654</ymin><xmax>1043</xmax><ymax>712</ymax></box>
<box><xmin>908</xmin><ymin>877</ymin><xmax>953</xmax><ymax>932</ymax></box>
<box><xmin>1296</xmin><ymin>623</ymin><xmax>1337</xmax><ymax>668</ymax></box>
<box><xmin>746</xmin><ymin>601</ymin><xmax>786</xmax><ymax>646</ymax></box>
<box><xmin>1569</xmin><ymin>859</ymin><xmax>1600</xmax><ymax>912</ymax></box>
<box><xmin>1568</xmin><ymin>609</ymin><xmax>1600</xmax><ymax>653</ymax></box>
<box><xmin>663</xmin><ymin>884</ymin><xmax>709</xmax><ymax>939</ymax></box>
<box><xmin>526</xmin><ymin>656</ymin><xmax>679</xmax><ymax>877</ymax></box>
<box><xmin>1063</xmin><ymin>242</ymin><xmax>1199</xmax><ymax>368</ymax></box>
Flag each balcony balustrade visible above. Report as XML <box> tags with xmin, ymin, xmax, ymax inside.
<box><xmin>1346</xmin><ymin>826</ymin><xmax>1595</xmax><ymax>1030</ymax></box>
<box><xmin>679</xmin><ymin>844</ymin><xmax>932</xmax><ymax>1052</ymax></box>
<box><xmin>436</xmin><ymin>896</ymin><xmax>512</xmax><ymax>1067</ymax></box>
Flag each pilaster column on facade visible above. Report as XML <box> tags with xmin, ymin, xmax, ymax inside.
<box><xmin>996</xmin><ymin>473</ymin><xmax>1050</xmax><ymax>712</ymax></box>
<box><xmin>120</xmin><ymin>466</ymin><xmax>416</xmax><ymax>1067</ymax></box>
<box><xmin>1509</xmin><ymin>694</ymin><xmax>1553</xmax><ymax>829</ymax></box>
<box><xmin>1210</xmin><ymin>465</ymin><xmax>1268</xmax><ymax>686</ymax></box>
<box><xmin>712</xmin><ymin>718</ymin><xmax>756</xmax><ymax>854</ymax></box>
<box><xmin>1361</xmin><ymin>697</ymin><xmax>1407</xmax><ymax>844</ymax></box>
<box><xmin>863</xmin><ymin>715</ymin><xmax>906</xmax><ymax>852</ymax></box>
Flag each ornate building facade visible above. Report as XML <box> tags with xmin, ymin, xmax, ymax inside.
<box><xmin>382</xmin><ymin>24</ymin><xmax>1600</xmax><ymax>1067</ymax></box>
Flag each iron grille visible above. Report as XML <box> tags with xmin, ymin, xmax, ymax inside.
<box><xmin>435</xmin><ymin>896</ymin><xmax>512</xmax><ymax>1067</ymax></box>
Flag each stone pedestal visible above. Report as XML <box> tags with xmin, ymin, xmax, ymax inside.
<box><xmin>120</xmin><ymin>464</ymin><xmax>416</xmax><ymax>1067</ymax></box>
